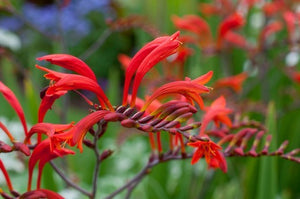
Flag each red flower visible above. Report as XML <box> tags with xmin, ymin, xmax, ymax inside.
<box><xmin>172</xmin><ymin>15</ymin><xmax>212</xmax><ymax>47</ymax></box>
<box><xmin>118</xmin><ymin>54</ymin><xmax>131</xmax><ymax>70</ymax></box>
<box><xmin>0</xmin><ymin>81</ymin><xmax>28</xmax><ymax>135</ymax></box>
<box><xmin>291</xmin><ymin>71</ymin><xmax>300</xmax><ymax>83</ymax></box>
<box><xmin>25</xmin><ymin>122</ymin><xmax>74</xmax><ymax>150</ymax></box>
<box><xmin>55</xmin><ymin>110</ymin><xmax>111</xmax><ymax>152</ymax></box>
<box><xmin>37</xmin><ymin>54</ymin><xmax>97</xmax><ymax>81</ymax></box>
<box><xmin>0</xmin><ymin>158</ymin><xmax>13</xmax><ymax>191</ymax></box>
<box><xmin>223</xmin><ymin>31</ymin><xmax>248</xmax><ymax>49</ymax></box>
<box><xmin>217</xmin><ymin>12</ymin><xmax>244</xmax><ymax>48</ymax></box>
<box><xmin>142</xmin><ymin>71</ymin><xmax>213</xmax><ymax>111</ymax></box>
<box><xmin>259</xmin><ymin>21</ymin><xmax>282</xmax><ymax>49</ymax></box>
<box><xmin>188</xmin><ymin>140</ymin><xmax>227</xmax><ymax>172</ymax></box>
<box><xmin>46</xmin><ymin>74</ymin><xmax>113</xmax><ymax>110</ymax></box>
<box><xmin>20</xmin><ymin>189</ymin><xmax>64</xmax><ymax>199</ymax></box>
<box><xmin>214</xmin><ymin>72</ymin><xmax>248</xmax><ymax>93</ymax></box>
<box><xmin>36</xmin><ymin>55</ymin><xmax>114</xmax><ymax>122</ymax></box>
<box><xmin>283</xmin><ymin>11</ymin><xmax>296</xmax><ymax>42</ymax></box>
<box><xmin>122</xmin><ymin>31</ymin><xmax>181</xmax><ymax>106</ymax></box>
<box><xmin>38</xmin><ymin>93</ymin><xmax>64</xmax><ymax>123</ymax></box>
<box><xmin>200</xmin><ymin>96</ymin><xmax>232</xmax><ymax>135</ymax></box>
<box><xmin>28</xmin><ymin>139</ymin><xmax>75</xmax><ymax>191</ymax></box>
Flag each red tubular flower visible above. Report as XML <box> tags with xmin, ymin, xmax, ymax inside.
<box><xmin>263</xmin><ymin>1</ymin><xmax>285</xmax><ymax>16</ymax></box>
<box><xmin>172</xmin><ymin>15</ymin><xmax>212</xmax><ymax>36</ymax></box>
<box><xmin>36</xmin><ymin>65</ymin><xmax>97</xmax><ymax>122</ymax></box>
<box><xmin>36</xmin><ymin>64</ymin><xmax>69</xmax><ymax>82</ymax></box>
<box><xmin>214</xmin><ymin>72</ymin><xmax>248</xmax><ymax>93</ymax></box>
<box><xmin>223</xmin><ymin>31</ymin><xmax>248</xmax><ymax>49</ymax></box>
<box><xmin>28</xmin><ymin>139</ymin><xmax>75</xmax><ymax>191</ymax></box>
<box><xmin>200</xmin><ymin>96</ymin><xmax>232</xmax><ymax>135</ymax></box>
<box><xmin>142</xmin><ymin>71</ymin><xmax>213</xmax><ymax>111</ymax></box>
<box><xmin>122</xmin><ymin>31</ymin><xmax>181</xmax><ymax>106</ymax></box>
<box><xmin>291</xmin><ymin>71</ymin><xmax>300</xmax><ymax>83</ymax></box>
<box><xmin>259</xmin><ymin>21</ymin><xmax>282</xmax><ymax>49</ymax></box>
<box><xmin>198</xmin><ymin>3</ymin><xmax>219</xmax><ymax>16</ymax></box>
<box><xmin>118</xmin><ymin>54</ymin><xmax>132</xmax><ymax>70</ymax></box>
<box><xmin>130</xmin><ymin>32</ymin><xmax>181</xmax><ymax>107</ymax></box>
<box><xmin>37</xmin><ymin>54</ymin><xmax>97</xmax><ymax>81</ymax></box>
<box><xmin>283</xmin><ymin>11</ymin><xmax>296</xmax><ymax>42</ymax></box>
<box><xmin>0</xmin><ymin>158</ymin><xmax>14</xmax><ymax>191</ymax></box>
<box><xmin>25</xmin><ymin>122</ymin><xmax>74</xmax><ymax>150</ymax></box>
<box><xmin>20</xmin><ymin>189</ymin><xmax>64</xmax><ymax>199</ymax></box>
<box><xmin>0</xmin><ymin>81</ymin><xmax>28</xmax><ymax>135</ymax></box>
<box><xmin>172</xmin><ymin>15</ymin><xmax>212</xmax><ymax>48</ymax></box>
<box><xmin>45</xmin><ymin>74</ymin><xmax>113</xmax><ymax>111</ymax></box>
<box><xmin>55</xmin><ymin>110</ymin><xmax>110</xmax><ymax>152</ymax></box>
<box><xmin>38</xmin><ymin>93</ymin><xmax>65</xmax><ymax>123</ymax></box>
<box><xmin>188</xmin><ymin>140</ymin><xmax>227</xmax><ymax>172</ymax></box>
<box><xmin>217</xmin><ymin>12</ymin><xmax>244</xmax><ymax>49</ymax></box>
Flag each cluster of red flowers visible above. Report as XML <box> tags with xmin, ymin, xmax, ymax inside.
<box><xmin>0</xmin><ymin>31</ymin><xmax>232</xmax><ymax>197</ymax></box>
<box><xmin>1</xmin><ymin>0</ymin><xmax>300</xmax><ymax>198</ymax></box>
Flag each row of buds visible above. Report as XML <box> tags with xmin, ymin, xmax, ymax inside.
<box><xmin>216</xmin><ymin>127</ymin><xmax>300</xmax><ymax>163</ymax></box>
<box><xmin>108</xmin><ymin>100</ymin><xmax>199</xmax><ymax>133</ymax></box>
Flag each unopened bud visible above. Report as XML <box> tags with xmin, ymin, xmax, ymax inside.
<box><xmin>131</xmin><ymin>111</ymin><xmax>145</xmax><ymax>120</ymax></box>
<box><xmin>100</xmin><ymin>149</ymin><xmax>114</xmax><ymax>161</ymax></box>
<box><xmin>83</xmin><ymin>139</ymin><xmax>95</xmax><ymax>149</ymax></box>
<box><xmin>0</xmin><ymin>141</ymin><xmax>12</xmax><ymax>152</ymax></box>
<box><xmin>121</xmin><ymin>119</ymin><xmax>137</xmax><ymax>128</ymax></box>
<box><xmin>138</xmin><ymin>124</ymin><xmax>153</xmax><ymax>132</ymax></box>
<box><xmin>104</xmin><ymin>112</ymin><xmax>126</xmax><ymax>122</ymax></box>
<box><xmin>123</xmin><ymin>107</ymin><xmax>135</xmax><ymax>117</ymax></box>
<box><xmin>138</xmin><ymin>115</ymin><xmax>154</xmax><ymax>123</ymax></box>
<box><xmin>13</xmin><ymin>142</ymin><xmax>30</xmax><ymax>156</ymax></box>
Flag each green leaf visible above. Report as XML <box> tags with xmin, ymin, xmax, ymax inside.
<box><xmin>256</xmin><ymin>102</ymin><xmax>278</xmax><ymax>199</ymax></box>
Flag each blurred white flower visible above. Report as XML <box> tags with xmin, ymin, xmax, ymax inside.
<box><xmin>285</xmin><ymin>51</ymin><xmax>299</xmax><ymax>67</ymax></box>
<box><xmin>0</xmin><ymin>29</ymin><xmax>21</xmax><ymax>51</ymax></box>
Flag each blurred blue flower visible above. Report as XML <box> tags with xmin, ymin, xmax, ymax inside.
<box><xmin>0</xmin><ymin>0</ymin><xmax>112</xmax><ymax>39</ymax></box>
<box><xmin>0</xmin><ymin>17</ymin><xmax>23</xmax><ymax>32</ymax></box>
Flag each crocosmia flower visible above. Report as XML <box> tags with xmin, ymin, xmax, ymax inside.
<box><xmin>188</xmin><ymin>140</ymin><xmax>227</xmax><ymax>172</ymax></box>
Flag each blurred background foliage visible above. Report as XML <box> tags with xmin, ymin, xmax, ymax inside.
<box><xmin>0</xmin><ymin>0</ymin><xmax>299</xmax><ymax>198</ymax></box>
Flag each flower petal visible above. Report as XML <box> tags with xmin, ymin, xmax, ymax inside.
<box><xmin>130</xmin><ymin>32</ymin><xmax>181</xmax><ymax>106</ymax></box>
<box><xmin>0</xmin><ymin>158</ymin><xmax>13</xmax><ymax>191</ymax></box>
<box><xmin>37</xmin><ymin>54</ymin><xmax>97</xmax><ymax>81</ymax></box>
<box><xmin>0</xmin><ymin>81</ymin><xmax>28</xmax><ymax>135</ymax></box>
<box><xmin>142</xmin><ymin>72</ymin><xmax>212</xmax><ymax>111</ymax></box>
<box><xmin>27</xmin><ymin>139</ymin><xmax>74</xmax><ymax>191</ymax></box>
<box><xmin>56</xmin><ymin>110</ymin><xmax>110</xmax><ymax>152</ymax></box>
<box><xmin>122</xmin><ymin>32</ymin><xmax>180</xmax><ymax>106</ymax></box>
<box><xmin>217</xmin><ymin>12</ymin><xmax>244</xmax><ymax>48</ymax></box>
<box><xmin>46</xmin><ymin>74</ymin><xmax>113</xmax><ymax>111</ymax></box>
<box><xmin>20</xmin><ymin>189</ymin><xmax>64</xmax><ymax>199</ymax></box>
